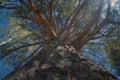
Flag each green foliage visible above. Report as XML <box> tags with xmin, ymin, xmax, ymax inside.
<box><xmin>106</xmin><ymin>40</ymin><xmax>120</xmax><ymax>53</ymax></box>
<box><xmin>0</xmin><ymin>18</ymin><xmax>40</xmax><ymax>68</ymax></box>
<box><xmin>105</xmin><ymin>26</ymin><xmax>120</xmax><ymax>75</ymax></box>
<box><xmin>108</xmin><ymin>49</ymin><xmax>120</xmax><ymax>75</ymax></box>
<box><xmin>109</xmin><ymin>49</ymin><xmax>120</xmax><ymax>64</ymax></box>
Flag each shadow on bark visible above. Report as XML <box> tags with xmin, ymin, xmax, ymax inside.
<box><xmin>3</xmin><ymin>44</ymin><xmax>118</xmax><ymax>80</ymax></box>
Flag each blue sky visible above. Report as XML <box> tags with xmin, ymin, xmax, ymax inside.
<box><xmin>0</xmin><ymin>60</ymin><xmax>14</xmax><ymax>79</ymax></box>
<box><xmin>0</xmin><ymin>9</ymin><xmax>10</xmax><ymax>28</ymax></box>
<box><xmin>0</xmin><ymin>9</ymin><xmax>11</xmax><ymax>80</ymax></box>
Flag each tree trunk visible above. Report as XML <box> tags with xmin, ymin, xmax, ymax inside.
<box><xmin>3</xmin><ymin>42</ymin><xmax>117</xmax><ymax>80</ymax></box>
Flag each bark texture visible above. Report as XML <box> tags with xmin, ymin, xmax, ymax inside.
<box><xmin>3</xmin><ymin>43</ymin><xmax>117</xmax><ymax>80</ymax></box>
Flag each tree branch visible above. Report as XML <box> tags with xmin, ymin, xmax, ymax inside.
<box><xmin>0</xmin><ymin>42</ymin><xmax>42</xmax><ymax>60</ymax></box>
<box><xmin>14</xmin><ymin>45</ymin><xmax>42</xmax><ymax>70</ymax></box>
<box><xmin>108</xmin><ymin>20</ymin><xmax>120</xmax><ymax>25</ymax></box>
<box><xmin>71</xmin><ymin>0</ymin><xmax>104</xmax><ymax>50</ymax></box>
<box><xmin>92</xmin><ymin>34</ymin><xmax>120</xmax><ymax>40</ymax></box>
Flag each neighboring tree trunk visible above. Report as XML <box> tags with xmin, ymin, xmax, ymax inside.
<box><xmin>3</xmin><ymin>42</ymin><xmax>117</xmax><ymax>80</ymax></box>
